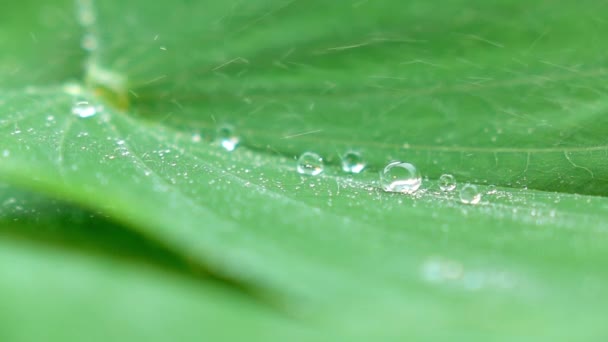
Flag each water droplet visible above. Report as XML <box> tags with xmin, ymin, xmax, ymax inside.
<box><xmin>191</xmin><ymin>133</ymin><xmax>202</xmax><ymax>143</ymax></box>
<box><xmin>216</xmin><ymin>126</ymin><xmax>239</xmax><ymax>151</ymax></box>
<box><xmin>459</xmin><ymin>184</ymin><xmax>481</xmax><ymax>205</ymax></box>
<box><xmin>297</xmin><ymin>152</ymin><xmax>324</xmax><ymax>176</ymax></box>
<box><xmin>2</xmin><ymin>150</ymin><xmax>10</xmax><ymax>158</ymax></box>
<box><xmin>439</xmin><ymin>174</ymin><xmax>456</xmax><ymax>192</ymax></box>
<box><xmin>72</xmin><ymin>101</ymin><xmax>98</xmax><ymax>118</ymax></box>
<box><xmin>486</xmin><ymin>185</ymin><xmax>497</xmax><ymax>195</ymax></box>
<box><xmin>380</xmin><ymin>161</ymin><xmax>422</xmax><ymax>194</ymax></box>
<box><xmin>341</xmin><ymin>151</ymin><xmax>366</xmax><ymax>174</ymax></box>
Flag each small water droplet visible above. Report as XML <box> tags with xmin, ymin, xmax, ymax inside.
<box><xmin>72</xmin><ymin>101</ymin><xmax>98</xmax><ymax>118</ymax></box>
<box><xmin>459</xmin><ymin>184</ymin><xmax>481</xmax><ymax>205</ymax></box>
<box><xmin>380</xmin><ymin>161</ymin><xmax>422</xmax><ymax>194</ymax></box>
<box><xmin>341</xmin><ymin>151</ymin><xmax>366</xmax><ymax>174</ymax></box>
<box><xmin>191</xmin><ymin>133</ymin><xmax>202</xmax><ymax>143</ymax></box>
<box><xmin>216</xmin><ymin>126</ymin><xmax>239</xmax><ymax>151</ymax></box>
<box><xmin>297</xmin><ymin>152</ymin><xmax>324</xmax><ymax>176</ymax></box>
<box><xmin>486</xmin><ymin>185</ymin><xmax>497</xmax><ymax>195</ymax></box>
<box><xmin>439</xmin><ymin>174</ymin><xmax>456</xmax><ymax>192</ymax></box>
<box><xmin>2</xmin><ymin>150</ymin><xmax>10</xmax><ymax>158</ymax></box>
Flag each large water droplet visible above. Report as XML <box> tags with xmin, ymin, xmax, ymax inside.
<box><xmin>216</xmin><ymin>126</ymin><xmax>239</xmax><ymax>151</ymax></box>
<box><xmin>72</xmin><ymin>101</ymin><xmax>99</xmax><ymax>118</ymax></box>
<box><xmin>460</xmin><ymin>184</ymin><xmax>481</xmax><ymax>204</ymax></box>
<box><xmin>439</xmin><ymin>174</ymin><xmax>456</xmax><ymax>192</ymax></box>
<box><xmin>341</xmin><ymin>151</ymin><xmax>366</xmax><ymax>174</ymax></box>
<box><xmin>297</xmin><ymin>152</ymin><xmax>324</xmax><ymax>176</ymax></box>
<box><xmin>380</xmin><ymin>161</ymin><xmax>422</xmax><ymax>194</ymax></box>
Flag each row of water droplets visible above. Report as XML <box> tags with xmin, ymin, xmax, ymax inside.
<box><xmin>377</xmin><ymin>162</ymin><xmax>484</xmax><ymax>205</ymax></box>
<box><xmin>297</xmin><ymin>151</ymin><xmax>366</xmax><ymax>176</ymax></box>
<box><xmin>67</xmin><ymin>92</ymin><xmax>486</xmax><ymax>204</ymax></box>
<box><xmin>194</xmin><ymin>126</ymin><xmax>487</xmax><ymax>206</ymax></box>
<box><xmin>59</xmin><ymin>97</ymin><xmax>574</xmax><ymax>222</ymax></box>
<box><xmin>155</xmin><ymin>115</ymin><xmax>482</xmax><ymax>204</ymax></box>
<box><xmin>296</xmin><ymin>150</ymin><xmax>487</xmax><ymax>205</ymax></box>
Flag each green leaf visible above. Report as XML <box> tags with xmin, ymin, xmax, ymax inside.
<box><xmin>0</xmin><ymin>188</ymin><xmax>322</xmax><ymax>341</ymax></box>
<box><xmin>2</xmin><ymin>87</ymin><xmax>608</xmax><ymax>339</ymax></box>
<box><xmin>0</xmin><ymin>0</ymin><xmax>84</xmax><ymax>87</ymax></box>
<box><xmin>90</xmin><ymin>0</ymin><xmax>608</xmax><ymax>195</ymax></box>
<box><xmin>2</xmin><ymin>0</ymin><xmax>608</xmax><ymax>340</ymax></box>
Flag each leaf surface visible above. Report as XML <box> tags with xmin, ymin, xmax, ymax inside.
<box><xmin>1</xmin><ymin>0</ymin><xmax>608</xmax><ymax>340</ymax></box>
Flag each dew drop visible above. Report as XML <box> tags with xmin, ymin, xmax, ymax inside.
<box><xmin>486</xmin><ymin>185</ymin><xmax>497</xmax><ymax>195</ymax></box>
<box><xmin>191</xmin><ymin>133</ymin><xmax>202</xmax><ymax>143</ymax></box>
<box><xmin>459</xmin><ymin>184</ymin><xmax>481</xmax><ymax>205</ymax></box>
<box><xmin>380</xmin><ymin>161</ymin><xmax>422</xmax><ymax>194</ymax></box>
<box><xmin>341</xmin><ymin>151</ymin><xmax>366</xmax><ymax>174</ymax></box>
<box><xmin>216</xmin><ymin>126</ymin><xmax>239</xmax><ymax>151</ymax></box>
<box><xmin>72</xmin><ymin>101</ymin><xmax>98</xmax><ymax>118</ymax></box>
<box><xmin>297</xmin><ymin>152</ymin><xmax>324</xmax><ymax>176</ymax></box>
<box><xmin>439</xmin><ymin>174</ymin><xmax>456</xmax><ymax>192</ymax></box>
